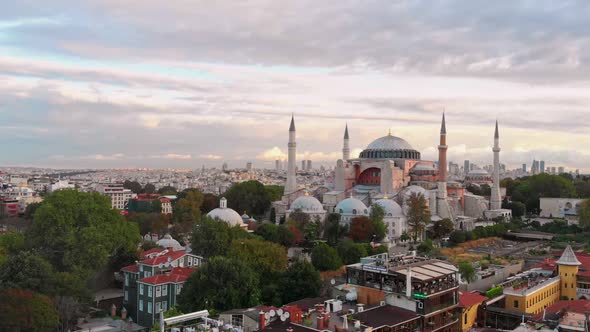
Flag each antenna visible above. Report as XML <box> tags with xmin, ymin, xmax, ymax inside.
<box><xmin>280</xmin><ymin>315</ymin><xmax>286</xmax><ymax>322</ymax></box>
<box><xmin>264</xmin><ymin>312</ymin><xmax>270</xmax><ymax>320</ymax></box>
<box><xmin>269</xmin><ymin>310</ymin><xmax>276</xmax><ymax>317</ymax></box>
<box><xmin>284</xmin><ymin>312</ymin><xmax>290</xmax><ymax>319</ymax></box>
<box><xmin>277</xmin><ymin>309</ymin><xmax>283</xmax><ymax>316</ymax></box>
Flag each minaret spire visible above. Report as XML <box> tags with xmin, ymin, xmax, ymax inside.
<box><xmin>437</xmin><ymin>112</ymin><xmax>452</xmax><ymax>219</ymax></box>
<box><xmin>342</xmin><ymin>123</ymin><xmax>350</xmax><ymax>161</ymax></box>
<box><xmin>491</xmin><ymin>120</ymin><xmax>502</xmax><ymax>210</ymax></box>
<box><xmin>285</xmin><ymin>114</ymin><xmax>297</xmax><ymax>194</ymax></box>
<box><xmin>441</xmin><ymin>112</ymin><xmax>447</xmax><ymax>134</ymax></box>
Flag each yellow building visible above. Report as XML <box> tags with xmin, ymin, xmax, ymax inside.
<box><xmin>557</xmin><ymin>245</ymin><xmax>581</xmax><ymax>301</ymax></box>
<box><xmin>503</xmin><ymin>276</ymin><xmax>561</xmax><ymax>314</ymax></box>
<box><xmin>459</xmin><ymin>291</ymin><xmax>487</xmax><ymax>331</ymax></box>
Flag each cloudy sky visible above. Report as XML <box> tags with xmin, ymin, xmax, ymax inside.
<box><xmin>2</xmin><ymin>1</ymin><xmax>590</xmax><ymax>171</ymax></box>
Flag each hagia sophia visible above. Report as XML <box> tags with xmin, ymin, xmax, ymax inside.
<box><xmin>273</xmin><ymin>114</ymin><xmax>512</xmax><ymax>244</ymax></box>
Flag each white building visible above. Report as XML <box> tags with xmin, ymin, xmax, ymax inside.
<box><xmin>94</xmin><ymin>183</ymin><xmax>133</xmax><ymax>210</ymax></box>
<box><xmin>540</xmin><ymin>197</ymin><xmax>583</xmax><ymax>221</ymax></box>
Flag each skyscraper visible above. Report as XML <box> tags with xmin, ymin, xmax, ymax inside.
<box><xmin>307</xmin><ymin>160</ymin><xmax>312</xmax><ymax>171</ymax></box>
<box><xmin>246</xmin><ymin>162</ymin><xmax>253</xmax><ymax>171</ymax></box>
<box><xmin>558</xmin><ymin>166</ymin><xmax>565</xmax><ymax>174</ymax></box>
<box><xmin>522</xmin><ymin>164</ymin><xmax>527</xmax><ymax>173</ymax></box>
<box><xmin>540</xmin><ymin>160</ymin><xmax>545</xmax><ymax>174</ymax></box>
<box><xmin>301</xmin><ymin>160</ymin><xmax>306</xmax><ymax>171</ymax></box>
<box><xmin>464</xmin><ymin>160</ymin><xmax>470</xmax><ymax>175</ymax></box>
<box><xmin>275</xmin><ymin>160</ymin><xmax>281</xmax><ymax>171</ymax></box>
<box><xmin>490</xmin><ymin>121</ymin><xmax>502</xmax><ymax>210</ymax></box>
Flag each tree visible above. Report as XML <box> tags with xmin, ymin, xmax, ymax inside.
<box><xmin>369</xmin><ymin>204</ymin><xmax>387</xmax><ymax>241</ymax></box>
<box><xmin>502</xmin><ymin>200</ymin><xmax>526</xmax><ymax>218</ymax></box>
<box><xmin>265</xmin><ymin>185</ymin><xmax>284</xmax><ymax>202</ymax></box>
<box><xmin>579</xmin><ymin>199</ymin><xmax>590</xmax><ymax>230</ymax></box>
<box><xmin>311</xmin><ymin>242</ymin><xmax>342</xmax><ymax>271</ymax></box>
<box><xmin>349</xmin><ymin>216</ymin><xmax>375</xmax><ymax>242</ymax></box>
<box><xmin>276</xmin><ymin>225</ymin><xmax>295</xmax><ymax>247</ymax></box>
<box><xmin>449</xmin><ymin>230</ymin><xmax>466</xmax><ymax>244</ymax></box>
<box><xmin>191</xmin><ymin>216</ymin><xmax>251</xmax><ymax>258</ymax></box>
<box><xmin>143</xmin><ymin>183</ymin><xmax>156</xmax><ymax>194</ymax></box>
<box><xmin>254</xmin><ymin>223</ymin><xmax>279</xmax><ymax>243</ymax></box>
<box><xmin>0</xmin><ymin>251</ymin><xmax>58</xmax><ymax>295</ymax></box>
<box><xmin>228</xmin><ymin>238</ymin><xmax>288</xmax><ymax>276</ymax></box>
<box><xmin>178</xmin><ymin>257</ymin><xmax>260</xmax><ymax>312</ymax></box>
<box><xmin>324</xmin><ymin>213</ymin><xmax>348</xmax><ymax>246</ymax></box>
<box><xmin>127</xmin><ymin>213</ymin><xmax>169</xmax><ymax>236</ymax></box>
<box><xmin>173</xmin><ymin>189</ymin><xmax>204</xmax><ymax>224</ymax></box>
<box><xmin>337</xmin><ymin>239</ymin><xmax>368</xmax><ymax>265</ymax></box>
<box><xmin>0</xmin><ymin>289</ymin><xmax>59</xmax><ymax>332</ymax></box>
<box><xmin>123</xmin><ymin>180</ymin><xmax>143</xmax><ymax>194</ymax></box>
<box><xmin>279</xmin><ymin>260</ymin><xmax>322</xmax><ymax>304</ymax></box>
<box><xmin>406</xmin><ymin>192</ymin><xmax>431</xmax><ymax>243</ymax></box>
<box><xmin>23</xmin><ymin>202</ymin><xmax>41</xmax><ymax>220</ymax></box>
<box><xmin>417</xmin><ymin>239</ymin><xmax>434</xmax><ymax>255</ymax></box>
<box><xmin>431</xmin><ymin>218</ymin><xmax>454</xmax><ymax>240</ymax></box>
<box><xmin>224</xmin><ymin>181</ymin><xmax>271</xmax><ymax>216</ymax></box>
<box><xmin>458</xmin><ymin>261</ymin><xmax>476</xmax><ymax>282</ymax></box>
<box><xmin>200</xmin><ymin>193</ymin><xmax>219</xmax><ymax>214</ymax></box>
<box><xmin>512</xmin><ymin>174</ymin><xmax>576</xmax><ymax>213</ymax></box>
<box><xmin>26</xmin><ymin>190</ymin><xmax>140</xmax><ymax>277</ymax></box>
<box><xmin>400</xmin><ymin>231</ymin><xmax>410</xmax><ymax>243</ymax></box>
<box><xmin>158</xmin><ymin>186</ymin><xmax>177</xmax><ymax>195</ymax></box>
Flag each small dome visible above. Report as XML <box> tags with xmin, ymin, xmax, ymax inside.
<box><xmin>207</xmin><ymin>197</ymin><xmax>244</xmax><ymax>227</ymax></box>
<box><xmin>291</xmin><ymin>194</ymin><xmax>324</xmax><ymax>212</ymax></box>
<box><xmin>402</xmin><ymin>185</ymin><xmax>427</xmax><ymax>198</ymax></box>
<box><xmin>373</xmin><ymin>198</ymin><xmax>403</xmax><ymax>218</ymax></box>
<box><xmin>336</xmin><ymin>197</ymin><xmax>368</xmax><ymax>216</ymax></box>
<box><xmin>366</xmin><ymin>135</ymin><xmax>414</xmax><ymax>151</ymax></box>
<box><xmin>156</xmin><ymin>234</ymin><xmax>184</xmax><ymax>251</ymax></box>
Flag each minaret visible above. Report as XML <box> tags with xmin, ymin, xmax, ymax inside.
<box><xmin>437</xmin><ymin>113</ymin><xmax>448</xmax><ymax>199</ymax></box>
<box><xmin>490</xmin><ymin>121</ymin><xmax>502</xmax><ymax>210</ymax></box>
<box><xmin>285</xmin><ymin>115</ymin><xmax>297</xmax><ymax>194</ymax></box>
<box><xmin>342</xmin><ymin>124</ymin><xmax>350</xmax><ymax>161</ymax></box>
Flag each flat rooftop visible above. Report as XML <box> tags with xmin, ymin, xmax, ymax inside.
<box><xmin>351</xmin><ymin>253</ymin><xmax>458</xmax><ymax>282</ymax></box>
<box><xmin>352</xmin><ymin>305</ymin><xmax>420</xmax><ymax>329</ymax></box>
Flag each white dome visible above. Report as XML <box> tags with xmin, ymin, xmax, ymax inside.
<box><xmin>366</xmin><ymin>135</ymin><xmax>414</xmax><ymax>151</ymax></box>
<box><xmin>207</xmin><ymin>197</ymin><xmax>244</xmax><ymax>227</ymax></box>
<box><xmin>336</xmin><ymin>197</ymin><xmax>368</xmax><ymax>216</ymax></box>
<box><xmin>373</xmin><ymin>198</ymin><xmax>404</xmax><ymax>218</ymax></box>
<box><xmin>468</xmin><ymin>169</ymin><xmax>490</xmax><ymax>176</ymax></box>
<box><xmin>156</xmin><ymin>234</ymin><xmax>184</xmax><ymax>251</ymax></box>
<box><xmin>403</xmin><ymin>185</ymin><xmax>427</xmax><ymax>198</ymax></box>
<box><xmin>291</xmin><ymin>195</ymin><xmax>324</xmax><ymax>212</ymax></box>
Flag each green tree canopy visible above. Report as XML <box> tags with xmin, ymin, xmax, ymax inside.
<box><xmin>200</xmin><ymin>193</ymin><xmax>219</xmax><ymax>214</ymax></box>
<box><xmin>178</xmin><ymin>257</ymin><xmax>261</xmax><ymax>312</ymax></box>
<box><xmin>126</xmin><ymin>213</ymin><xmax>169</xmax><ymax>236</ymax></box>
<box><xmin>324</xmin><ymin>213</ymin><xmax>348</xmax><ymax>246</ymax></box>
<box><xmin>264</xmin><ymin>185</ymin><xmax>284</xmax><ymax>202</ymax></box>
<box><xmin>26</xmin><ymin>190</ymin><xmax>140</xmax><ymax>276</ymax></box>
<box><xmin>512</xmin><ymin>174</ymin><xmax>576</xmax><ymax>213</ymax></box>
<box><xmin>224</xmin><ymin>181</ymin><xmax>271</xmax><ymax>216</ymax></box>
<box><xmin>228</xmin><ymin>238</ymin><xmax>288</xmax><ymax>276</ymax></box>
<box><xmin>0</xmin><ymin>289</ymin><xmax>59</xmax><ymax>332</ymax></box>
<box><xmin>143</xmin><ymin>183</ymin><xmax>156</xmax><ymax>194</ymax></box>
<box><xmin>349</xmin><ymin>216</ymin><xmax>375</xmax><ymax>242</ymax></box>
<box><xmin>579</xmin><ymin>199</ymin><xmax>590</xmax><ymax>230</ymax></box>
<box><xmin>431</xmin><ymin>218</ymin><xmax>454</xmax><ymax>240</ymax></box>
<box><xmin>369</xmin><ymin>204</ymin><xmax>386</xmax><ymax>241</ymax></box>
<box><xmin>458</xmin><ymin>261</ymin><xmax>476</xmax><ymax>282</ymax></box>
<box><xmin>311</xmin><ymin>242</ymin><xmax>342</xmax><ymax>271</ymax></box>
<box><xmin>337</xmin><ymin>239</ymin><xmax>368</xmax><ymax>265</ymax></box>
<box><xmin>406</xmin><ymin>192</ymin><xmax>431</xmax><ymax>243</ymax></box>
<box><xmin>158</xmin><ymin>186</ymin><xmax>178</xmax><ymax>195</ymax></box>
<box><xmin>123</xmin><ymin>180</ymin><xmax>143</xmax><ymax>194</ymax></box>
<box><xmin>190</xmin><ymin>216</ymin><xmax>250</xmax><ymax>258</ymax></box>
<box><xmin>278</xmin><ymin>260</ymin><xmax>322</xmax><ymax>304</ymax></box>
<box><xmin>0</xmin><ymin>251</ymin><xmax>57</xmax><ymax>295</ymax></box>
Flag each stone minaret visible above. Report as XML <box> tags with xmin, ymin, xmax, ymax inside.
<box><xmin>285</xmin><ymin>115</ymin><xmax>297</xmax><ymax>194</ymax></box>
<box><xmin>437</xmin><ymin>113</ymin><xmax>452</xmax><ymax>219</ymax></box>
<box><xmin>342</xmin><ymin>124</ymin><xmax>350</xmax><ymax>161</ymax></box>
<box><xmin>490</xmin><ymin>120</ymin><xmax>502</xmax><ymax>210</ymax></box>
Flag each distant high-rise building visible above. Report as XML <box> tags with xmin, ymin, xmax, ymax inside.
<box><xmin>301</xmin><ymin>160</ymin><xmax>306</xmax><ymax>171</ymax></box>
<box><xmin>464</xmin><ymin>160</ymin><xmax>470</xmax><ymax>175</ymax></box>
<box><xmin>540</xmin><ymin>160</ymin><xmax>545</xmax><ymax>174</ymax></box>
<box><xmin>222</xmin><ymin>162</ymin><xmax>228</xmax><ymax>171</ymax></box>
<box><xmin>307</xmin><ymin>160</ymin><xmax>312</xmax><ymax>171</ymax></box>
<box><xmin>558</xmin><ymin>166</ymin><xmax>565</xmax><ymax>174</ymax></box>
<box><xmin>522</xmin><ymin>164</ymin><xmax>527</xmax><ymax>173</ymax></box>
<box><xmin>551</xmin><ymin>166</ymin><xmax>556</xmax><ymax>174</ymax></box>
<box><xmin>532</xmin><ymin>160</ymin><xmax>539</xmax><ymax>174</ymax></box>
<box><xmin>246</xmin><ymin>162</ymin><xmax>253</xmax><ymax>171</ymax></box>
<box><xmin>275</xmin><ymin>160</ymin><xmax>281</xmax><ymax>171</ymax></box>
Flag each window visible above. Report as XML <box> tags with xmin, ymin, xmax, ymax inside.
<box><xmin>124</xmin><ymin>291</ymin><xmax>128</xmax><ymax>301</ymax></box>
<box><xmin>177</xmin><ymin>284</ymin><xmax>183</xmax><ymax>295</ymax></box>
<box><xmin>464</xmin><ymin>314</ymin><xmax>468</xmax><ymax>324</ymax></box>
<box><xmin>514</xmin><ymin>300</ymin><xmax>519</xmax><ymax>308</ymax></box>
<box><xmin>145</xmin><ymin>271</ymin><xmax>151</xmax><ymax>278</ymax></box>
<box><xmin>162</xmin><ymin>285</ymin><xmax>168</xmax><ymax>296</ymax></box>
<box><xmin>140</xmin><ymin>284</ymin><xmax>144</xmax><ymax>295</ymax></box>
<box><xmin>156</xmin><ymin>285</ymin><xmax>161</xmax><ymax>297</ymax></box>
<box><xmin>125</xmin><ymin>274</ymin><xmax>129</xmax><ymax>286</ymax></box>
<box><xmin>139</xmin><ymin>300</ymin><xmax>144</xmax><ymax>312</ymax></box>
<box><xmin>162</xmin><ymin>301</ymin><xmax>168</xmax><ymax>312</ymax></box>
<box><xmin>188</xmin><ymin>259</ymin><xmax>192</xmax><ymax>267</ymax></box>
<box><xmin>140</xmin><ymin>265</ymin><xmax>143</xmax><ymax>272</ymax></box>
<box><xmin>148</xmin><ymin>302</ymin><xmax>153</xmax><ymax>314</ymax></box>
<box><xmin>156</xmin><ymin>302</ymin><xmax>161</xmax><ymax>313</ymax></box>
<box><xmin>148</xmin><ymin>286</ymin><xmax>153</xmax><ymax>297</ymax></box>
<box><xmin>231</xmin><ymin>315</ymin><xmax>244</xmax><ymax>327</ymax></box>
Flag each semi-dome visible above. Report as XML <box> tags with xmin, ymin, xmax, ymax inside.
<box><xmin>402</xmin><ymin>185</ymin><xmax>427</xmax><ymax>198</ymax></box>
<box><xmin>207</xmin><ymin>197</ymin><xmax>244</xmax><ymax>227</ymax></box>
<box><xmin>411</xmin><ymin>162</ymin><xmax>437</xmax><ymax>172</ymax></box>
<box><xmin>373</xmin><ymin>198</ymin><xmax>404</xmax><ymax>218</ymax></box>
<box><xmin>336</xmin><ymin>197</ymin><xmax>368</xmax><ymax>216</ymax></box>
<box><xmin>468</xmin><ymin>169</ymin><xmax>489</xmax><ymax>176</ymax></box>
<box><xmin>156</xmin><ymin>234</ymin><xmax>184</xmax><ymax>251</ymax></box>
<box><xmin>359</xmin><ymin>133</ymin><xmax>421</xmax><ymax>160</ymax></box>
<box><xmin>291</xmin><ymin>193</ymin><xmax>324</xmax><ymax>212</ymax></box>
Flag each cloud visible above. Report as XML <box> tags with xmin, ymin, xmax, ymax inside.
<box><xmin>199</xmin><ymin>154</ymin><xmax>222</xmax><ymax>160</ymax></box>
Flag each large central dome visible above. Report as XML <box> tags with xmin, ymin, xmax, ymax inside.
<box><xmin>366</xmin><ymin>135</ymin><xmax>414</xmax><ymax>151</ymax></box>
<box><xmin>359</xmin><ymin>133</ymin><xmax>421</xmax><ymax>160</ymax></box>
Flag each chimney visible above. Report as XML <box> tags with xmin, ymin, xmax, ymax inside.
<box><xmin>406</xmin><ymin>267</ymin><xmax>412</xmax><ymax>298</ymax></box>
<box><xmin>317</xmin><ymin>314</ymin><xmax>324</xmax><ymax>330</ymax></box>
<box><xmin>259</xmin><ymin>311</ymin><xmax>266</xmax><ymax>331</ymax></box>
<box><xmin>111</xmin><ymin>304</ymin><xmax>117</xmax><ymax>317</ymax></box>
<box><xmin>121</xmin><ymin>307</ymin><xmax>128</xmax><ymax>320</ymax></box>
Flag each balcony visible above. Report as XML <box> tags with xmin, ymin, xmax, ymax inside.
<box><xmin>576</xmin><ymin>287</ymin><xmax>590</xmax><ymax>296</ymax></box>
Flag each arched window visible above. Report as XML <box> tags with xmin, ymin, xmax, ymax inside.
<box><xmin>352</xmin><ymin>209</ymin><xmax>357</xmax><ymax>215</ymax></box>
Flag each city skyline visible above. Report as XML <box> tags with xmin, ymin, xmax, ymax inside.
<box><xmin>2</xmin><ymin>1</ymin><xmax>590</xmax><ymax>171</ymax></box>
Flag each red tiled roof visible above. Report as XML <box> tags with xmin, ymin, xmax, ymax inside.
<box><xmin>138</xmin><ymin>267</ymin><xmax>196</xmax><ymax>285</ymax></box>
<box><xmin>141</xmin><ymin>247</ymin><xmax>166</xmax><ymax>259</ymax></box>
<box><xmin>140</xmin><ymin>250</ymin><xmax>186</xmax><ymax>266</ymax></box>
<box><xmin>121</xmin><ymin>264</ymin><xmax>139</xmax><ymax>273</ymax></box>
<box><xmin>459</xmin><ymin>291</ymin><xmax>487</xmax><ymax>308</ymax></box>
<box><xmin>532</xmin><ymin>300</ymin><xmax>590</xmax><ymax>321</ymax></box>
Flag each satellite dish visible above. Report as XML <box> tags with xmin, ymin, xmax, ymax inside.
<box><xmin>284</xmin><ymin>312</ymin><xmax>290</xmax><ymax>319</ymax></box>
<box><xmin>269</xmin><ymin>310</ymin><xmax>276</xmax><ymax>317</ymax></box>
<box><xmin>280</xmin><ymin>315</ymin><xmax>286</xmax><ymax>322</ymax></box>
<box><xmin>330</xmin><ymin>278</ymin><xmax>336</xmax><ymax>285</ymax></box>
<box><xmin>277</xmin><ymin>309</ymin><xmax>283</xmax><ymax>316</ymax></box>
<box><xmin>265</xmin><ymin>312</ymin><xmax>270</xmax><ymax>320</ymax></box>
